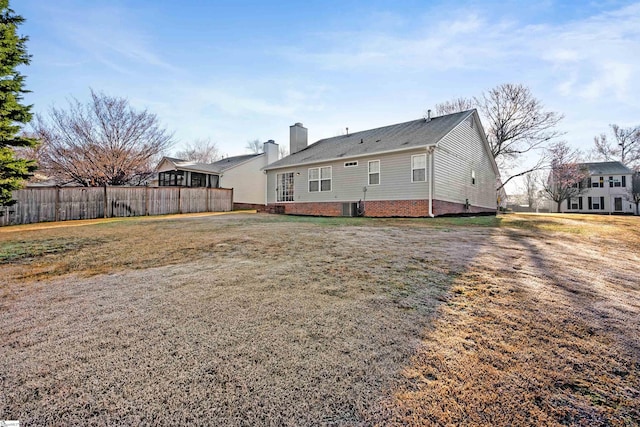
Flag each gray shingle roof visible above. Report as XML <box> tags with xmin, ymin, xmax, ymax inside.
<box><xmin>211</xmin><ymin>153</ymin><xmax>262</xmax><ymax>171</ymax></box>
<box><xmin>265</xmin><ymin>110</ymin><xmax>474</xmax><ymax>170</ymax></box>
<box><xmin>580</xmin><ymin>161</ymin><xmax>633</xmax><ymax>175</ymax></box>
<box><xmin>161</xmin><ymin>153</ymin><xmax>262</xmax><ymax>174</ymax></box>
<box><xmin>162</xmin><ymin>157</ymin><xmax>223</xmax><ymax>174</ymax></box>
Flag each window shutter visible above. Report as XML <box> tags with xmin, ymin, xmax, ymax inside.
<box><xmin>622</xmin><ymin>175</ymin><xmax>626</xmax><ymax>187</ymax></box>
<box><xmin>588</xmin><ymin>197</ymin><xmax>592</xmax><ymax>210</ymax></box>
<box><xmin>588</xmin><ymin>178</ymin><xmax>592</xmax><ymax>187</ymax></box>
<box><xmin>609</xmin><ymin>177</ymin><xmax>613</xmax><ymax>187</ymax></box>
<box><xmin>600</xmin><ymin>196</ymin><xmax>605</xmax><ymax>210</ymax></box>
<box><xmin>579</xmin><ymin>197</ymin><xmax>583</xmax><ymax>210</ymax></box>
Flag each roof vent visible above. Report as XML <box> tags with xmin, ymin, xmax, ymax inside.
<box><xmin>426</xmin><ymin>109</ymin><xmax>432</xmax><ymax>122</ymax></box>
<box><xmin>360</xmin><ymin>138</ymin><xmax>364</xmax><ymax>144</ymax></box>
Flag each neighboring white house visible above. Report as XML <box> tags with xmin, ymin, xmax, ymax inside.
<box><xmin>561</xmin><ymin>161</ymin><xmax>635</xmax><ymax>214</ymax></box>
<box><xmin>263</xmin><ymin>110</ymin><xmax>500</xmax><ymax>217</ymax></box>
<box><xmin>155</xmin><ymin>140</ymin><xmax>279</xmax><ymax>206</ymax></box>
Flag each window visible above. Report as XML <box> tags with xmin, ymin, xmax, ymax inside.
<box><xmin>191</xmin><ymin>172</ymin><xmax>207</xmax><ymax>187</ymax></box>
<box><xmin>344</xmin><ymin>161</ymin><xmax>358</xmax><ymax>167</ymax></box>
<box><xmin>614</xmin><ymin>176</ymin><xmax>622</xmax><ymax>187</ymax></box>
<box><xmin>210</xmin><ymin>175</ymin><xmax>220</xmax><ymax>188</ymax></box>
<box><xmin>277</xmin><ymin>172</ymin><xmax>294</xmax><ymax>202</ymax></box>
<box><xmin>471</xmin><ymin>170</ymin><xmax>476</xmax><ymax>185</ymax></box>
<box><xmin>590</xmin><ymin>196</ymin><xmax>605</xmax><ymax>210</ymax></box>
<box><xmin>569</xmin><ymin>197</ymin><xmax>582</xmax><ymax>210</ymax></box>
<box><xmin>592</xmin><ymin>176</ymin><xmax>604</xmax><ymax>188</ymax></box>
<box><xmin>308</xmin><ymin>168</ymin><xmax>319</xmax><ymax>192</ymax></box>
<box><xmin>320</xmin><ymin>167</ymin><xmax>332</xmax><ymax>191</ymax></box>
<box><xmin>308</xmin><ymin>166</ymin><xmax>332</xmax><ymax>192</ymax></box>
<box><xmin>411</xmin><ymin>154</ymin><xmax>426</xmax><ymax>182</ymax></box>
<box><xmin>159</xmin><ymin>170</ymin><xmax>184</xmax><ymax>186</ymax></box>
<box><xmin>368</xmin><ymin>160</ymin><xmax>380</xmax><ymax>185</ymax></box>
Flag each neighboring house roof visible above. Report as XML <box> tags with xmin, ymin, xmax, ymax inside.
<box><xmin>159</xmin><ymin>153</ymin><xmax>263</xmax><ymax>175</ymax></box>
<box><xmin>264</xmin><ymin>110</ymin><xmax>476</xmax><ymax>170</ymax></box>
<box><xmin>210</xmin><ymin>153</ymin><xmax>262</xmax><ymax>171</ymax></box>
<box><xmin>160</xmin><ymin>157</ymin><xmax>223</xmax><ymax>174</ymax></box>
<box><xmin>580</xmin><ymin>161</ymin><xmax>634</xmax><ymax>175</ymax></box>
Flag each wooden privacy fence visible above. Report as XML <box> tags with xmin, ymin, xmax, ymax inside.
<box><xmin>0</xmin><ymin>186</ymin><xmax>234</xmax><ymax>227</ymax></box>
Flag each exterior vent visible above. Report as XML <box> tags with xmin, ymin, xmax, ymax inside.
<box><xmin>342</xmin><ymin>202</ymin><xmax>358</xmax><ymax>217</ymax></box>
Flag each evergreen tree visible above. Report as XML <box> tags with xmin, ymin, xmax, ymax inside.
<box><xmin>0</xmin><ymin>0</ymin><xmax>37</xmax><ymax>207</ymax></box>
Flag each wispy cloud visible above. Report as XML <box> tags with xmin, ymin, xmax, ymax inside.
<box><xmin>281</xmin><ymin>3</ymin><xmax>640</xmax><ymax>105</ymax></box>
<box><xmin>43</xmin><ymin>3</ymin><xmax>181</xmax><ymax>75</ymax></box>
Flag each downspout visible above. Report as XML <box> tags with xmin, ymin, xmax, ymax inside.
<box><xmin>264</xmin><ymin>170</ymin><xmax>268</xmax><ymax>207</ymax></box>
<box><xmin>427</xmin><ymin>146</ymin><xmax>435</xmax><ymax>217</ymax></box>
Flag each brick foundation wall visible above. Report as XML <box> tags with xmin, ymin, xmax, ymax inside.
<box><xmin>233</xmin><ymin>202</ymin><xmax>267</xmax><ymax>212</ymax></box>
<box><xmin>432</xmin><ymin>200</ymin><xmax>496</xmax><ymax>216</ymax></box>
<box><xmin>268</xmin><ymin>199</ymin><xmax>496</xmax><ymax>217</ymax></box>
<box><xmin>275</xmin><ymin>201</ymin><xmax>344</xmax><ymax>216</ymax></box>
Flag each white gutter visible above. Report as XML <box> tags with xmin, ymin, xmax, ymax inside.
<box><xmin>263</xmin><ymin>144</ymin><xmax>437</xmax><ymax>171</ymax></box>
<box><xmin>264</xmin><ymin>170</ymin><xmax>268</xmax><ymax>206</ymax></box>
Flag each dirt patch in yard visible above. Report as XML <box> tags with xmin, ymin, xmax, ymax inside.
<box><xmin>1</xmin><ymin>213</ymin><xmax>639</xmax><ymax>425</ymax></box>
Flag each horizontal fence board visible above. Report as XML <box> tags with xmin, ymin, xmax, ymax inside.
<box><xmin>0</xmin><ymin>186</ymin><xmax>233</xmax><ymax>226</ymax></box>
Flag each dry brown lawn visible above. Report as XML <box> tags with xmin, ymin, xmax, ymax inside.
<box><xmin>0</xmin><ymin>212</ymin><xmax>638</xmax><ymax>426</ymax></box>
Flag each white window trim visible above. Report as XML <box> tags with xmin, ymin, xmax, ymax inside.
<box><xmin>308</xmin><ymin>166</ymin><xmax>332</xmax><ymax>192</ymax></box>
<box><xmin>344</xmin><ymin>161</ymin><xmax>358</xmax><ymax>167</ymax></box>
<box><xmin>411</xmin><ymin>154</ymin><xmax>427</xmax><ymax>183</ymax></box>
<box><xmin>368</xmin><ymin>160</ymin><xmax>381</xmax><ymax>186</ymax></box>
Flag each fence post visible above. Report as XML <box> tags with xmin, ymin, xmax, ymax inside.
<box><xmin>206</xmin><ymin>188</ymin><xmax>210</xmax><ymax>212</ymax></box>
<box><xmin>55</xmin><ymin>186</ymin><xmax>60</xmax><ymax>222</ymax></box>
<box><xmin>103</xmin><ymin>184</ymin><xmax>108</xmax><ymax>218</ymax></box>
<box><xmin>145</xmin><ymin>186</ymin><xmax>150</xmax><ymax>216</ymax></box>
<box><xmin>178</xmin><ymin>187</ymin><xmax>182</xmax><ymax>214</ymax></box>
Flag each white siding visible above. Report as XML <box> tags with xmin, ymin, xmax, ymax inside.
<box><xmin>156</xmin><ymin>159</ymin><xmax>177</xmax><ymax>173</ymax></box>
<box><xmin>562</xmin><ymin>174</ymin><xmax>634</xmax><ymax>214</ymax></box>
<box><xmin>220</xmin><ymin>155</ymin><xmax>267</xmax><ymax>205</ymax></box>
<box><xmin>434</xmin><ymin>115</ymin><xmax>497</xmax><ymax>209</ymax></box>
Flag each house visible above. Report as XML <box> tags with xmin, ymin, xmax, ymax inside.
<box><xmin>156</xmin><ymin>141</ymin><xmax>279</xmax><ymax>207</ymax></box>
<box><xmin>263</xmin><ymin>110</ymin><xmax>499</xmax><ymax>217</ymax></box>
<box><xmin>561</xmin><ymin>161</ymin><xmax>635</xmax><ymax>214</ymax></box>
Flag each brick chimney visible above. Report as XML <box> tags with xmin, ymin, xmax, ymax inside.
<box><xmin>290</xmin><ymin>122</ymin><xmax>308</xmax><ymax>154</ymax></box>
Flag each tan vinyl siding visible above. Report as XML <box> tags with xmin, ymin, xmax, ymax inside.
<box><xmin>434</xmin><ymin>115</ymin><xmax>496</xmax><ymax>209</ymax></box>
<box><xmin>219</xmin><ymin>155</ymin><xmax>266</xmax><ymax>205</ymax></box>
<box><xmin>267</xmin><ymin>149</ymin><xmax>432</xmax><ymax>203</ymax></box>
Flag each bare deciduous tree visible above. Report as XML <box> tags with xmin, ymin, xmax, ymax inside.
<box><xmin>245</xmin><ymin>139</ymin><xmax>263</xmax><ymax>154</ymax></box>
<box><xmin>434</xmin><ymin>97</ymin><xmax>476</xmax><ymax>116</ymax></box>
<box><xmin>591</xmin><ymin>124</ymin><xmax>640</xmax><ymax>170</ymax></box>
<box><xmin>433</xmin><ymin>83</ymin><xmax>564</xmax><ymax>190</ymax></box>
<box><xmin>522</xmin><ymin>171</ymin><xmax>539</xmax><ymax>209</ymax></box>
<box><xmin>32</xmin><ymin>89</ymin><xmax>173</xmax><ymax>186</ymax></box>
<box><xmin>174</xmin><ymin>138</ymin><xmax>220</xmax><ymax>163</ymax></box>
<box><xmin>278</xmin><ymin>145</ymin><xmax>289</xmax><ymax>159</ymax></box>
<box><xmin>627</xmin><ymin>172</ymin><xmax>640</xmax><ymax>215</ymax></box>
<box><xmin>478</xmin><ymin>84</ymin><xmax>563</xmax><ymax>182</ymax></box>
<box><xmin>541</xmin><ymin>141</ymin><xmax>589</xmax><ymax>213</ymax></box>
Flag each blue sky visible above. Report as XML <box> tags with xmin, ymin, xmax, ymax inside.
<box><xmin>16</xmin><ymin>0</ymin><xmax>640</xmax><ymax>191</ymax></box>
